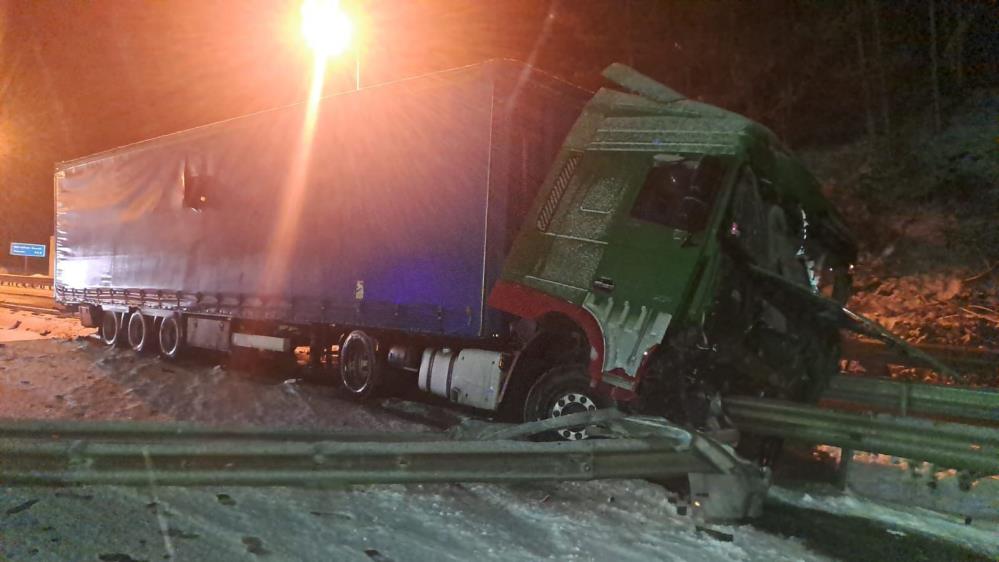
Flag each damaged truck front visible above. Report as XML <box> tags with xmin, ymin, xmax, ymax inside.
<box><xmin>56</xmin><ymin>61</ymin><xmax>856</xmax><ymax>436</ymax></box>
<box><xmin>492</xmin><ymin>64</ymin><xmax>857</xmax><ymax>434</ymax></box>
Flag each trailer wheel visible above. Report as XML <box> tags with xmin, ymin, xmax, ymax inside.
<box><xmin>158</xmin><ymin>315</ymin><xmax>184</xmax><ymax>360</ymax></box>
<box><xmin>523</xmin><ymin>364</ymin><xmax>615</xmax><ymax>440</ymax></box>
<box><xmin>100</xmin><ymin>311</ymin><xmax>121</xmax><ymax>347</ymax></box>
<box><xmin>339</xmin><ymin>330</ymin><xmax>382</xmax><ymax>400</ymax></box>
<box><xmin>127</xmin><ymin>311</ymin><xmax>152</xmax><ymax>353</ymax></box>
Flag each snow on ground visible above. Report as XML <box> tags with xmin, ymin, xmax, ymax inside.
<box><xmin>0</xmin><ymin>480</ymin><xmax>834</xmax><ymax>562</ymax></box>
<box><xmin>0</xmin><ymin>308</ymin><xmax>994</xmax><ymax>560</ymax></box>
<box><xmin>0</xmin><ymin>306</ymin><xmax>92</xmax><ymax>343</ymax></box>
<box><xmin>0</xmin><ymin>312</ymin><xmax>835</xmax><ymax>561</ymax></box>
<box><xmin>770</xmin><ymin>485</ymin><xmax>999</xmax><ymax>558</ymax></box>
<box><xmin>844</xmin><ymin>452</ymin><xmax>999</xmax><ymax>523</ymax></box>
<box><xmin>809</xmin><ymin>446</ymin><xmax>999</xmax><ymax>524</ymax></box>
<box><xmin>0</xmin><ymin>335</ymin><xmax>415</xmax><ymax>431</ymax></box>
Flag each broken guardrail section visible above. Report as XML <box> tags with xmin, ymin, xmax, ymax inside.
<box><xmin>0</xmin><ymin>410</ymin><xmax>768</xmax><ymax>522</ymax></box>
<box><xmin>6</xmin><ymin>385</ymin><xmax>994</xmax><ymax>522</ymax></box>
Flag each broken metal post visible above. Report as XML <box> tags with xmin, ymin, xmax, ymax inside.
<box><xmin>687</xmin><ymin>435</ymin><xmax>770</xmax><ymax>522</ymax></box>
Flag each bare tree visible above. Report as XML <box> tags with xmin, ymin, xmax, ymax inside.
<box><xmin>929</xmin><ymin>0</ymin><xmax>942</xmax><ymax>132</ymax></box>
<box><xmin>868</xmin><ymin>0</ymin><xmax>892</xmax><ymax>155</ymax></box>
<box><xmin>943</xmin><ymin>2</ymin><xmax>974</xmax><ymax>91</ymax></box>
<box><xmin>854</xmin><ymin>4</ymin><xmax>878</xmax><ymax>147</ymax></box>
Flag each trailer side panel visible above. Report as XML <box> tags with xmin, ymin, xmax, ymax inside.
<box><xmin>55</xmin><ymin>61</ymin><xmax>587</xmax><ymax>339</ymax></box>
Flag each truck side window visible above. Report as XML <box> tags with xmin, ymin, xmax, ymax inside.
<box><xmin>729</xmin><ymin>165</ymin><xmax>769</xmax><ymax>262</ymax></box>
<box><xmin>631</xmin><ymin>156</ymin><xmax>724</xmax><ymax>232</ymax></box>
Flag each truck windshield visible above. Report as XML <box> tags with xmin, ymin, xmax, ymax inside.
<box><xmin>630</xmin><ymin>156</ymin><xmax>726</xmax><ymax>232</ymax></box>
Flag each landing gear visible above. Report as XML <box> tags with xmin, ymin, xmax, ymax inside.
<box><xmin>523</xmin><ymin>364</ymin><xmax>615</xmax><ymax>440</ymax></box>
<box><xmin>339</xmin><ymin>330</ymin><xmax>383</xmax><ymax>400</ymax></box>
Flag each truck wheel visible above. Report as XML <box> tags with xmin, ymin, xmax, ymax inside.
<box><xmin>523</xmin><ymin>364</ymin><xmax>615</xmax><ymax>440</ymax></box>
<box><xmin>100</xmin><ymin>311</ymin><xmax>121</xmax><ymax>347</ymax></box>
<box><xmin>158</xmin><ymin>315</ymin><xmax>184</xmax><ymax>360</ymax></box>
<box><xmin>339</xmin><ymin>330</ymin><xmax>382</xmax><ymax>400</ymax></box>
<box><xmin>127</xmin><ymin>311</ymin><xmax>152</xmax><ymax>353</ymax></box>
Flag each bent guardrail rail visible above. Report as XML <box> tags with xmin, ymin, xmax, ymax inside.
<box><xmin>8</xmin><ymin>391</ymin><xmax>995</xmax><ymax>521</ymax></box>
<box><xmin>0</xmin><ymin>410</ymin><xmax>768</xmax><ymax>521</ymax></box>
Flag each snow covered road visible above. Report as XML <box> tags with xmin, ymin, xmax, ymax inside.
<box><xmin>0</xmin><ymin>307</ymin><xmax>994</xmax><ymax>561</ymax></box>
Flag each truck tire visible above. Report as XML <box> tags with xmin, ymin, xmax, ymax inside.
<box><xmin>339</xmin><ymin>330</ymin><xmax>382</xmax><ymax>400</ymax></box>
<box><xmin>158</xmin><ymin>315</ymin><xmax>184</xmax><ymax>360</ymax></box>
<box><xmin>523</xmin><ymin>364</ymin><xmax>615</xmax><ymax>440</ymax></box>
<box><xmin>127</xmin><ymin>311</ymin><xmax>152</xmax><ymax>354</ymax></box>
<box><xmin>100</xmin><ymin>311</ymin><xmax>121</xmax><ymax>347</ymax></box>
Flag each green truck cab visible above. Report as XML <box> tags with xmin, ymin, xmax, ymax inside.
<box><xmin>489</xmin><ymin>64</ymin><xmax>856</xmax><ymax>433</ymax></box>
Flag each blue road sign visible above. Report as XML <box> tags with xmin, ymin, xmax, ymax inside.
<box><xmin>10</xmin><ymin>242</ymin><xmax>46</xmax><ymax>258</ymax></box>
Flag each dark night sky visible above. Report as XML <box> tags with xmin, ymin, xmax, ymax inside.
<box><xmin>1</xmin><ymin>1</ymin><xmax>550</xmax><ymax>260</ymax></box>
<box><xmin>1</xmin><ymin>0</ymin><xmax>996</xmax><ymax>268</ymax></box>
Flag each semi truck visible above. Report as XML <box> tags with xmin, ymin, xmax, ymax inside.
<box><xmin>55</xmin><ymin>60</ymin><xmax>857</xmax><ymax>437</ymax></box>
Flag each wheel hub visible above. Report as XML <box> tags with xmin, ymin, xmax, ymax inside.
<box><xmin>550</xmin><ymin>392</ymin><xmax>598</xmax><ymax>440</ymax></box>
<box><xmin>160</xmin><ymin>322</ymin><xmax>178</xmax><ymax>354</ymax></box>
<box><xmin>128</xmin><ymin>315</ymin><xmax>144</xmax><ymax>348</ymax></box>
<box><xmin>342</xmin><ymin>348</ymin><xmax>371</xmax><ymax>393</ymax></box>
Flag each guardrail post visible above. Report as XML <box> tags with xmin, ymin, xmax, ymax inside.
<box><xmin>899</xmin><ymin>383</ymin><xmax>909</xmax><ymax>416</ymax></box>
<box><xmin>836</xmin><ymin>447</ymin><xmax>853</xmax><ymax>490</ymax></box>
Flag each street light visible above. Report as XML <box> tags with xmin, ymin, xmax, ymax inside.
<box><xmin>266</xmin><ymin>0</ymin><xmax>357</xmax><ymax>292</ymax></box>
<box><xmin>300</xmin><ymin>0</ymin><xmax>358</xmax><ymax>89</ymax></box>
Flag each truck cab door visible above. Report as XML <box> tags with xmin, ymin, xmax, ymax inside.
<box><xmin>583</xmin><ymin>152</ymin><xmax>728</xmax><ymax>388</ymax></box>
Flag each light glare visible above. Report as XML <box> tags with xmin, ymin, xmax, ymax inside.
<box><xmin>300</xmin><ymin>0</ymin><xmax>353</xmax><ymax>58</ymax></box>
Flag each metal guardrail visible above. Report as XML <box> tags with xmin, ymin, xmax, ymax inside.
<box><xmin>726</xmin><ymin>396</ymin><xmax>999</xmax><ymax>475</ymax></box>
<box><xmin>0</xmin><ymin>274</ymin><xmax>54</xmax><ymax>290</ymax></box>
<box><xmin>2</xmin><ymin>438</ymin><xmax>713</xmax><ymax>488</ymax></box>
<box><xmin>1</xmin><ymin>394</ymin><xmax>995</xmax><ymax>522</ymax></box>
<box><xmin>824</xmin><ymin>375</ymin><xmax>999</xmax><ymax>423</ymax></box>
<box><xmin>0</xmin><ymin>411</ymin><xmax>772</xmax><ymax>520</ymax></box>
<box><xmin>0</xmin><ymin>411</ymin><xmax>723</xmax><ymax>485</ymax></box>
